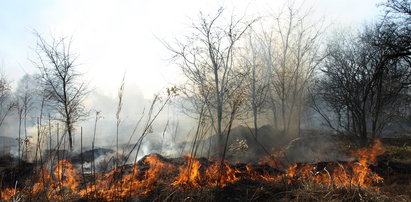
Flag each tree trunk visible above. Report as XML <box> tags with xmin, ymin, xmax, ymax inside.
<box><xmin>18</xmin><ymin>111</ymin><xmax>22</xmax><ymax>163</ymax></box>
<box><xmin>67</xmin><ymin>119</ymin><xmax>73</xmax><ymax>152</ymax></box>
<box><xmin>282</xmin><ymin>98</ymin><xmax>286</xmax><ymax>134</ymax></box>
<box><xmin>360</xmin><ymin>112</ymin><xmax>368</xmax><ymax>147</ymax></box>
<box><xmin>253</xmin><ymin>106</ymin><xmax>258</xmax><ymax>138</ymax></box>
<box><xmin>269</xmin><ymin>90</ymin><xmax>278</xmax><ymax>128</ymax></box>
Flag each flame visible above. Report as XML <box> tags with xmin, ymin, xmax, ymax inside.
<box><xmin>282</xmin><ymin>139</ymin><xmax>385</xmax><ymax>188</ymax></box>
<box><xmin>31</xmin><ymin>159</ymin><xmax>80</xmax><ymax>200</ymax></box>
<box><xmin>172</xmin><ymin>155</ymin><xmax>203</xmax><ymax>188</ymax></box>
<box><xmin>80</xmin><ymin>153</ymin><xmax>176</xmax><ymax>200</ymax></box>
<box><xmin>204</xmin><ymin>161</ymin><xmax>241</xmax><ymax>186</ymax></box>
<box><xmin>258</xmin><ymin>149</ymin><xmax>285</xmax><ymax>170</ymax></box>
<box><xmin>0</xmin><ymin>140</ymin><xmax>386</xmax><ymax>200</ymax></box>
<box><xmin>0</xmin><ymin>188</ymin><xmax>16</xmax><ymax>201</ymax></box>
<box><xmin>172</xmin><ymin>156</ymin><xmax>241</xmax><ymax>188</ymax></box>
<box><xmin>353</xmin><ymin>139</ymin><xmax>385</xmax><ymax>165</ymax></box>
<box><xmin>245</xmin><ymin>165</ymin><xmax>277</xmax><ymax>181</ymax></box>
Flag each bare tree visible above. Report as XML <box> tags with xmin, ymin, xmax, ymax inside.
<box><xmin>317</xmin><ymin>25</ymin><xmax>410</xmax><ymax>145</ymax></box>
<box><xmin>15</xmin><ymin>74</ymin><xmax>35</xmax><ymax>161</ymax></box>
<box><xmin>241</xmin><ymin>32</ymin><xmax>269</xmax><ymax>137</ymax></box>
<box><xmin>259</xmin><ymin>4</ymin><xmax>323</xmax><ymax>136</ymax></box>
<box><xmin>314</xmin><ymin>0</ymin><xmax>411</xmax><ymax>145</ymax></box>
<box><xmin>380</xmin><ymin>0</ymin><xmax>411</xmax><ymax>53</ymax></box>
<box><xmin>0</xmin><ymin>71</ymin><xmax>14</xmax><ymax>130</ymax></box>
<box><xmin>376</xmin><ymin>0</ymin><xmax>411</xmax><ymax>71</ymax></box>
<box><xmin>34</xmin><ymin>33</ymin><xmax>88</xmax><ymax>151</ymax></box>
<box><xmin>166</xmin><ymin>8</ymin><xmax>255</xmax><ymax>157</ymax></box>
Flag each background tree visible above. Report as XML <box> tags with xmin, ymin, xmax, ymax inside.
<box><xmin>314</xmin><ymin>0</ymin><xmax>411</xmax><ymax>145</ymax></box>
<box><xmin>316</xmin><ymin>26</ymin><xmax>410</xmax><ymax>145</ymax></box>
<box><xmin>167</xmin><ymin>8</ymin><xmax>254</xmax><ymax>157</ymax></box>
<box><xmin>378</xmin><ymin>0</ymin><xmax>411</xmax><ymax>58</ymax></box>
<box><xmin>241</xmin><ymin>32</ymin><xmax>269</xmax><ymax>137</ymax></box>
<box><xmin>34</xmin><ymin>33</ymin><xmax>88</xmax><ymax>152</ymax></box>
<box><xmin>258</xmin><ymin>4</ymin><xmax>323</xmax><ymax>136</ymax></box>
<box><xmin>15</xmin><ymin>74</ymin><xmax>35</xmax><ymax>160</ymax></box>
<box><xmin>0</xmin><ymin>71</ymin><xmax>14</xmax><ymax>130</ymax></box>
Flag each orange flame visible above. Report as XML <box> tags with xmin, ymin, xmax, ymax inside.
<box><xmin>283</xmin><ymin>139</ymin><xmax>384</xmax><ymax>188</ymax></box>
<box><xmin>258</xmin><ymin>149</ymin><xmax>285</xmax><ymax>170</ymax></box>
<box><xmin>172</xmin><ymin>155</ymin><xmax>203</xmax><ymax>188</ymax></box>
<box><xmin>204</xmin><ymin>161</ymin><xmax>241</xmax><ymax>186</ymax></box>
<box><xmin>172</xmin><ymin>156</ymin><xmax>241</xmax><ymax>188</ymax></box>
<box><xmin>246</xmin><ymin>165</ymin><xmax>277</xmax><ymax>181</ymax></box>
<box><xmin>31</xmin><ymin>159</ymin><xmax>80</xmax><ymax>200</ymax></box>
<box><xmin>0</xmin><ymin>139</ymin><xmax>386</xmax><ymax>200</ymax></box>
<box><xmin>0</xmin><ymin>188</ymin><xmax>17</xmax><ymax>201</ymax></box>
<box><xmin>80</xmin><ymin>153</ymin><xmax>176</xmax><ymax>200</ymax></box>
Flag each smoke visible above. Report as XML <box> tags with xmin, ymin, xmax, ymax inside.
<box><xmin>282</xmin><ymin>135</ymin><xmax>353</xmax><ymax>164</ymax></box>
<box><xmin>0</xmin><ymin>77</ymin><xmax>348</xmax><ymax>167</ymax></box>
<box><xmin>0</xmin><ymin>80</ymin><xmax>197</xmax><ymax>164</ymax></box>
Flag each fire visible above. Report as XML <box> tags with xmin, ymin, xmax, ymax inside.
<box><xmin>81</xmin><ymin>153</ymin><xmax>176</xmax><ymax>200</ymax></box>
<box><xmin>204</xmin><ymin>161</ymin><xmax>241</xmax><ymax>186</ymax></box>
<box><xmin>172</xmin><ymin>156</ymin><xmax>241</xmax><ymax>188</ymax></box>
<box><xmin>31</xmin><ymin>159</ymin><xmax>80</xmax><ymax>200</ymax></box>
<box><xmin>0</xmin><ymin>140</ymin><xmax>386</xmax><ymax>200</ymax></box>
<box><xmin>245</xmin><ymin>165</ymin><xmax>277</xmax><ymax>181</ymax></box>
<box><xmin>282</xmin><ymin>139</ymin><xmax>384</xmax><ymax>188</ymax></box>
<box><xmin>0</xmin><ymin>188</ymin><xmax>16</xmax><ymax>201</ymax></box>
<box><xmin>258</xmin><ymin>149</ymin><xmax>285</xmax><ymax>170</ymax></box>
<box><xmin>285</xmin><ymin>163</ymin><xmax>298</xmax><ymax>183</ymax></box>
<box><xmin>172</xmin><ymin>155</ymin><xmax>203</xmax><ymax>188</ymax></box>
<box><xmin>353</xmin><ymin>139</ymin><xmax>385</xmax><ymax>165</ymax></box>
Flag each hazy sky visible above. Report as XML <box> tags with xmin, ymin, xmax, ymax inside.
<box><xmin>0</xmin><ymin>0</ymin><xmax>382</xmax><ymax>99</ymax></box>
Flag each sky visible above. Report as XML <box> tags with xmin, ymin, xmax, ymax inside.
<box><xmin>0</xmin><ymin>0</ymin><xmax>382</xmax><ymax>99</ymax></box>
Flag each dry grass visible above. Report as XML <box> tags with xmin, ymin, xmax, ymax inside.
<box><xmin>3</xmin><ymin>168</ymin><xmax>411</xmax><ymax>201</ymax></box>
<box><xmin>384</xmin><ymin>145</ymin><xmax>411</xmax><ymax>164</ymax></box>
<box><xmin>283</xmin><ymin>182</ymin><xmax>409</xmax><ymax>202</ymax></box>
<box><xmin>2</xmin><ymin>140</ymin><xmax>411</xmax><ymax>201</ymax></box>
<box><xmin>136</xmin><ymin>179</ymin><xmax>411</xmax><ymax>202</ymax></box>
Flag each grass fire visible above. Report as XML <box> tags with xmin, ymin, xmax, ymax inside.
<box><xmin>2</xmin><ymin>138</ymin><xmax>410</xmax><ymax>201</ymax></box>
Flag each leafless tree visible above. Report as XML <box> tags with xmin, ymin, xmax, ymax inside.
<box><xmin>317</xmin><ymin>25</ymin><xmax>410</xmax><ymax>145</ymax></box>
<box><xmin>0</xmin><ymin>71</ymin><xmax>14</xmax><ymax>130</ymax></box>
<box><xmin>166</xmin><ymin>8</ymin><xmax>255</xmax><ymax>158</ymax></box>
<box><xmin>376</xmin><ymin>0</ymin><xmax>411</xmax><ymax>69</ymax></box>
<box><xmin>258</xmin><ymin>4</ymin><xmax>324</xmax><ymax>136</ymax></box>
<box><xmin>241</xmin><ymin>32</ymin><xmax>269</xmax><ymax>137</ymax></box>
<box><xmin>15</xmin><ymin>74</ymin><xmax>35</xmax><ymax>161</ymax></box>
<box><xmin>313</xmin><ymin>0</ymin><xmax>411</xmax><ymax>145</ymax></box>
<box><xmin>376</xmin><ymin>0</ymin><xmax>411</xmax><ymax>79</ymax></box>
<box><xmin>34</xmin><ymin>33</ymin><xmax>88</xmax><ymax>152</ymax></box>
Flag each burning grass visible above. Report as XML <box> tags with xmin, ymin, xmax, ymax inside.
<box><xmin>1</xmin><ymin>139</ymin><xmax>409</xmax><ymax>201</ymax></box>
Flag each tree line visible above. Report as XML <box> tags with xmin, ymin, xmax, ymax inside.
<box><xmin>0</xmin><ymin>32</ymin><xmax>88</xmax><ymax>157</ymax></box>
<box><xmin>0</xmin><ymin>0</ymin><xmax>410</xmax><ymax>162</ymax></box>
<box><xmin>166</xmin><ymin>0</ymin><xmax>411</xmax><ymax>160</ymax></box>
